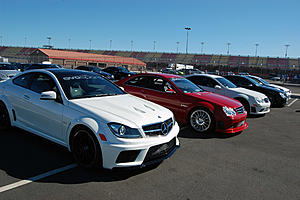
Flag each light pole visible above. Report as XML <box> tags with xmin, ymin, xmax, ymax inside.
<box><xmin>0</xmin><ymin>36</ymin><xmax>2</xmax><ymax>46</ymax></box>
<box><xmin>24</xmin><ymin>36</ymin><xmax>27</xmax><ymax>47</ymax></box>
<box><xmin>89</xmin><ymin>40</ymin><xmax>92</xmax><ymax>50</ymax></box>
<box><xmin>201</xmin><ymin>42</ymin><xmax>204</xmax><ymax>54</ymax></box>
<box><xmin>185</xmin><ymin>27</ymin><xmax>191</xmax><ymax>54</ymax></box>
<box><xmin>47</xmin><ymin>37</ymin><xmax>52</xmax><ymax>46</ymax></box>
<box><xmin>227</xmin><ymin>42</ymin><xmax>231</xmax><ymax>55</ymax></box>
<box><xmin>255</xmin><ymin>43</ymin><xmax>259</xmax><ymax>57</ymax></box>
<box><xmin>110</xmin><ymin>40</ymin><xmax>112</xmax><ymax>50</ymax></box>
<box><xmin>284</xmin><ymin>44</ymin><xmax>290</xmax><ymax>58</ymax></box>
<box><xmin>153</xmin><ymin>41</ymin><xmax>156</xmax><ymax>51</ymax></box>
<box><xmin>131</xmin><ymin>40</ymin><xmax>133</xmax><ymax>51</ymax></box>
<box><xmin>176</xmin><ymin>42</ymin><xmax>179</xmax><ymax>53</ymax></box>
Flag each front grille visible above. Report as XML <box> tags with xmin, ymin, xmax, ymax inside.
<box><xmin>143</xmin><ymin>138</ymin><xmax>176</xmax><ymax>163</ymax></box>
<box><xmin>264</xmin><ymin>98</ymin><xmax>269</xmax><ymax>103</ymax></box>
<box><xmin>235</xmin><ymin>106</ymin><xmax>245</xmax><ymax>114</ymax></box>
<box><xmin>142</xmin><ymin>117</ymin><xmax>173</xmax><ymax>136</ymax></box>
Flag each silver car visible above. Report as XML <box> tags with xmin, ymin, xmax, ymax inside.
<box><xmin>0</xmin><ymin>62</ymin><xmax>20</xmax><ymax>82</ymax></box>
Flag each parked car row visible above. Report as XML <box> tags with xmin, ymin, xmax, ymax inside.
<box><xmin>0</xmin><ymin>63</ymin><xmax>293</xmax><ymax>170</ymax></box>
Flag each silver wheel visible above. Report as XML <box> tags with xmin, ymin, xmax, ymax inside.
<box><xmin>190</xmin><ymin>109</ymin><xmax>212</xmax><ymax>133</ymax></box>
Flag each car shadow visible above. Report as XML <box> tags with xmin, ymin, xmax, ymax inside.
<box><xmin>247</xmin><ymin>114</ymin><xmax>266</xmax><ymax>119</ymax></box>
<box><xmin>0</xmin><ymin>128</ymin><xmax>159</xmax><ymax>185</ymax></box>
<box><xmin>178</xmin><ymin>126</ymin><xmax>242</xmax><ymax>139</ymax></box>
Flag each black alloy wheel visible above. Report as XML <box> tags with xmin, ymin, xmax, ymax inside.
<box><xmin>0</xmin><ymin>102</ymin><xmax>11</xmax><ymax>131</ymax></box>
<box><xmin>71</xmin><ymin>129</ymin><xmax>102</xmax><ymax>168</ymax></box>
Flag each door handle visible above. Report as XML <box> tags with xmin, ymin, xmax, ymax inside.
<box><xmin>23</xmin><ymin>95</ymin><xmax>30</xmax><ymax>100</ymax></box>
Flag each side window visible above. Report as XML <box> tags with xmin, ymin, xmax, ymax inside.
<box><xmin>125</xmin><ymin>76</ymin><xmax>149</xmax><ymax>88</ymax></box>
<box><xmin>188</xmin><ymin>76</ymin><xmax>200</xmax><ymax>85</ymax></box>
<box><xmin>206</xmin><ymin>77</ymin><xmax>219</xmax><ymax>88</ymax></box>
<box><xmin>13</xmin><ymin>73</ymin><xmax>34</xmax><ymax>89</ymax></box>
<box><xmin>30</xmin><ymin>73</ymin><xmax>57</xmax><ymax>94</ymax></box>
<box><xmin>239</xmin><ymin>77</ymin><xmax>251</xmax><ymax>86</ymax></box>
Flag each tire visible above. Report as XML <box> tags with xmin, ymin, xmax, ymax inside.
<box><xmin>71</xmin><ymin>128</ymin><xmax>102</xmax><ymax>168</ymax></box>
<box><xmin>189</xmin><ymin>108</ymin><xmax>215</xmax><ymax>133</ymax></box>
<box><xmin>0</xmin><ymin>102</ymin><xmax>11</xmax><ymax>131</ymax></box>
<box><xmin>237</xmin><ymin>99</ymin><xmax>250</xmax><ymax>115</ymax></box>
<box><xmin>267</xmin><ymin>95</ymin><xmax>275</xmax><ymax>107</ymax></box>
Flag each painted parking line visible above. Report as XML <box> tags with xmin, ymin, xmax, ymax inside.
<box><xmin>0</xmin><ymin>163</ymin><xmax>77</xmax><ymax>193</ymax></box>
<box><xmin>287</xmin><ymin>99</ymin><xmax>298</xmax><ymax>107</ymax></box>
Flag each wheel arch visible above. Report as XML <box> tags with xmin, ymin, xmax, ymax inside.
<box><xmin>66</xmin><ymin>117</ymin><xmax>100</xmax><ymax>151</ymax></box>
<box><xmin>0</xmin><ymin>95</ymin><xmax>15</xmax><ymax>124</ymax></box>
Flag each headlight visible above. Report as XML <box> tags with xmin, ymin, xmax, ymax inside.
<box><xmin>255</xmin><ymin>97</ymin><xmax>264</xmax><ymax>104</ymax></box>
<box><xmin>108</xmin><ymin>123</ymin><xmax>142</xmax><ymax>138</ymax></box>
<box><xmin>279</xmin><ymin>92</ymin><xmax>286</xmax><ymax>98</ymax></box>
<box><xmin>223</xmin><ymin>106</ymin><xmax>236</xmax><ymax>116</ymax></box>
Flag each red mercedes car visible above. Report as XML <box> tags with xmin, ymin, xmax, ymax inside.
<box><xmin>116</xmin><ymin>73</ymin><xmax>248</xmax><ymax>134</ymax></box>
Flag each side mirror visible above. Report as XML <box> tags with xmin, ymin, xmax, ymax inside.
<box><xmin>215</xmin><ymin>85</ymin><xmax>222</xmax><ymax>89</ymax></box>
<box><xmin>166</xmin><ymin>88</ymin><xmax>176</xmax><ymax>94</ymax></box>
<box><xmin>40</xmin><ymin>91</ymin><xmax>57</xmax><ymax>100</ymax></box>
<box><xmin>120</xmin><ymin>86</ymin><xmax>125</xmax><ymax>91</ymax></box>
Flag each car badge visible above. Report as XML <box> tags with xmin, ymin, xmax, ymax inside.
<box><xmin>158</xmin><ymin>116</ymin><xmax>161</xmax><ymax>118</ymax></box>
<box><xmin>161</xmin><ymin>122</ymin><xmax>168</xmax><ymax>135</ymax></box>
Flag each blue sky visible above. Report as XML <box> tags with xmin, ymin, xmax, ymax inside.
<box><xmin>1</xmin><ymin>0</ymin><xmax>299</xmax><ymax>58</ymax></box>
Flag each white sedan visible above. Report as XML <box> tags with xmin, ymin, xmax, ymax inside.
<box><xmin>0</xmin><ymin>69</ymin><xmax>179</xmax><ymax>169</ymax></box>
<box><xmin>186</xmin><ymin>74</ymin><xmax>271</xmax><ymax>115</ymax></box>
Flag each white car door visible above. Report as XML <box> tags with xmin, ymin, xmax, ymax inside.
<box><xmin>25</xmin><ymin>73</ymin><xmax>64</xmax><ymax>141</ymax></box>
<box><xmin>7</xmin><ymin>73</ymin><xmax>36</xmax><ymax>128</ymax></box>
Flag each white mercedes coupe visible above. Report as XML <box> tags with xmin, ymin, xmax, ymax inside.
<box><xmin>0</xmin><ymin>69</ymin><xmax>179</xmax><ymax>169</ymax></box>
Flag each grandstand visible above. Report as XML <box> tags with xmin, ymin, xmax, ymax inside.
<box><xmin>0</xmin><ymin>46</ymin><xmax>299</xmax><ymax>76</ymax></box>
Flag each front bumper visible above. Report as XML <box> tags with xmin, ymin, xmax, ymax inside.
<box><xmin>100</xmin><ymin>122</ymin><xmax>180</xmax><ymax>169</ymax></box>
<box><xmin>215</xmin><ymin>112</ymin><xmax>248</xmax><ymax>133</ymax></box>
<box><xmin>250</xmin><ymin>102</ymin><xmax>271</xmax><ymax>115</ymax></box>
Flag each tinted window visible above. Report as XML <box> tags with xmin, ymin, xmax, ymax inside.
<box><xmin>125</xmin><ymin>76</ymin><xmax>151</xmax><ymax>87</ymax></box>
<box><xmin>13</xmin><ymin>73</ymin><xmax>34</xmax><ymax>88</ymax></box>
<box><xmin>30</xmin><ymin>73</ymin><xmax>57</xmax><ymax>94</ymax></box>
<box><xmin>170</xmin><ymin>78</ymin><xmax>203</xmax><ymax>93</ymax></box>
<box><xmin>216</xmin><ymin>77</ymin><xmax>237</xmax><ymax>88</ymax></box>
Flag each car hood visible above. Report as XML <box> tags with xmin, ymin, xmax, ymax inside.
<box><xmin>0</xmin><ymin>70</ymin><xmax>20</xmax><ymax>78</ymax></box>
<box><xmin>258</xmin><ymin>84</ymin><xmax>282</xmax><ymax>93</ymax></box>
<box><xmin>187</xmin><ymin>91</ymin><xmax>242</xmax><ymax>108</ymax></box>
<box><xmin>230</xmin><ymin>87</ymin><xmax>267</xmax><ymax>98</ymax></box>
<box><xmin>69</xmin><ymin>94</ymin><xmax>172</xmax><ymax>128</ymax></box>
<box><xmin>268</xmin><ymin>84</ymin><xmax>290</xmax><ymax>93</ymax></box>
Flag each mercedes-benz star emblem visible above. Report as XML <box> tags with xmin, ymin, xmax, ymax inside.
<box><xmin>161</xmin><ymin>122</ymin><xmax>168</xmax><ymax>135</ymax></box>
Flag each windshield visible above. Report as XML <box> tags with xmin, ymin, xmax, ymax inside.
<box><xmin>0</xmin><ymin>64</ymin><xmax>16</xmax><ymax>70</ymax></box>
<box><xmin>216</xmin><ymin>77</ymin><xmax>237</xmax><ymax>88</ymax></box>
<box><xmin>251</xmin><ymin>76</ymin><xmax>270</xmax><ymax>85</ymax></box>
<box><xmin>55</xmin><ymin>71</ymin><xmax>125</xmax><ymax>99</ymax></box>
<box><xmin>247</xmin><ymin>77</ymin><xmax>260</xmax><ymax>86</ymax></box>
<box><xmin>170</xmin><ymin>77</ymin><xmax>203</xmax><ymax>93</ymax></box>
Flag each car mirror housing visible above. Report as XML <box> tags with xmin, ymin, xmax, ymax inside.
<box><xmin>40</xmin><ymin>91</ymin><xmax>57</xmax><ymax>100</ymax></box>
<box><xmin>215</xmin><ymin>85</ymin><xmax>222</xmax><ymax>89</ymax></box>
<box><xmin>166</xmin><ymin>88</ymin><xmax>176</xmax><ymax>94</ymax></box>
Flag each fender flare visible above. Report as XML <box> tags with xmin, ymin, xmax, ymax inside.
<box><xmin>66</xmin><ymin>117</ymin><xmax>100</xmax><ymax>151</ymax></box>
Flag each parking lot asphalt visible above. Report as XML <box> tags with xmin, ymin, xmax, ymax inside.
<box><xmin>0</xmin><ymin>86</ymin><xmax>300</xmax><ymax>200</ymax></box>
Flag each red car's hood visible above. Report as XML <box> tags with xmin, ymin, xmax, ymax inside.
<box><xmin>187</xmin><ymin>91</ymin><xmax>242</xmax><ymax>108</ymax></box>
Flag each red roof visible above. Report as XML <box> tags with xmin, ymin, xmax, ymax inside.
<box><xmin>35</xmin><ymin>48</ymin><xmax>146</xmax><ymax>66</ymax></box>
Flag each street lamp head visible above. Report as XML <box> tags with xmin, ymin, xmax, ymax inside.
<box><xmin>185</xmin><ymin>27</ymin><xmax>191</xmax><ymax>30</ymax></box>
